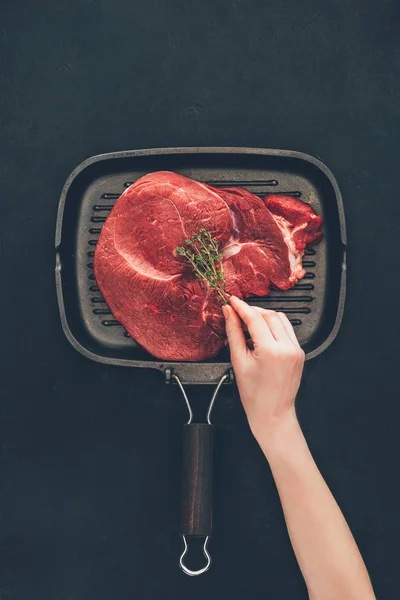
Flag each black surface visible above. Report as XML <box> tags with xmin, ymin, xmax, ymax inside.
<box><xmin>1</xmin><ymin>0</ymin><xmax>399</xmax><ymax>598</ymax></box>
<box><xmin>56</xmin><ymin>147</ymin><xmax>346</xmax><ymax>382</ymax></box>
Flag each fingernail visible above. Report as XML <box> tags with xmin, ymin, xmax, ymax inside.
<box><xmin>222</xmin><ymin>305</ymin><xmax>229</xmax><ymax>319</ymax></box>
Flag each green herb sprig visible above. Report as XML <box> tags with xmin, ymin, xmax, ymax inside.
<box><xmin>175</xmin><ymin>228</ymin><xmax>228</xmax><ymax>304</ymax></box>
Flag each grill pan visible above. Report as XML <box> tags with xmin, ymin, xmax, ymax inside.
<box><xmin>55</xmin><ymin>147</ymin><xmax>346</xmax><ymax>574</ymax></box>
<box><xmin>56</xmin><ymin>147</ymin><xmax>346</xmax><ymax>384</ymax></box>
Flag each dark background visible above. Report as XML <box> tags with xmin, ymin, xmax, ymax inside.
<box><xmin>1</xmin><ymin>0</ymin><xmax>399</xmax><ymax>598</ymax></box>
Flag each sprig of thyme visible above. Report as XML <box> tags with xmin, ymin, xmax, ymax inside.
<box><xmin>175</xmin><ymin>228</ymin><xmax>228</xmax><ymax>304</ymax></box>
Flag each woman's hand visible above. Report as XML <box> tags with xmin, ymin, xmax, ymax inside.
<box><xmin>223</xmin><ymin>296</ymin><xmax>305</xmax><ymax>443</ymax></box>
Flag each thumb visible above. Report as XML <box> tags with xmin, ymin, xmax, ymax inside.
<box><xmin>223</xmin><ymin>305</ymin><xmax>247</xmax><ymax>363</ymax></box>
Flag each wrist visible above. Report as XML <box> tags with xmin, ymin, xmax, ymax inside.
<box><xmin>250</xmin><ymin>409</ymin><xmax>303</xmax><ymax>459</ymax></box>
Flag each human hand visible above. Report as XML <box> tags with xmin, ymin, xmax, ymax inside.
<box><xmin>222</xmin><ymin>296</ymin><xmax>305</xmax><ymax>444</ymax></box>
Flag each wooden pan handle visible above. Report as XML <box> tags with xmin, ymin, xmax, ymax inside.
<box><xmin>180</xmin><ymin>423</ymin><xmax>214</xmax><ymax>537</ymax></box>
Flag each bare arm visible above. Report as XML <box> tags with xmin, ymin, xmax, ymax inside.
<box><xmin>223</xmin><ymin>296</ymin><xmax>375</xmax><ymax>600</ymax></box>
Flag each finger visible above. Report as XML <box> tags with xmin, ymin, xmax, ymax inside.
<box><xmin>229</xmin><ymin>296</ymin><xmax>275</xmax><ymax>347</ymax></box>
<box><xmin>249</xmin><ymin>307</ymin><xmax>299</xmax><ymax>346</ymax></box>
<box><xmin>277</xmin><ymin>312</ymin><xmax>300</xmax><ymax>347</ymax></box>
<box><xmin>222</xmin><ymin>305</ymin><xmax>248</xmax><ymax>362</ymax></box>
<box><xmin>261</xmin><ymin>310</ymin><xmax>290</xmax><ymax>342</ymax></box>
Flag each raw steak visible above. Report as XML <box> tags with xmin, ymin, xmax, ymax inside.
<box><xmin>94</xmin><ymin>172</ymin><xmax>322</xmax><ymax>360</ymax></box>
<box><xmin>264</xmin><ymin>194</ymin><xmax>323</xmax><ymax>250</ymax></box>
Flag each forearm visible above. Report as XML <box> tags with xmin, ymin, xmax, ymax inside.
<box><xmin>254</xmin><ymin>414</ymin><xmax>375</xmax><ymax>600</ymax></box>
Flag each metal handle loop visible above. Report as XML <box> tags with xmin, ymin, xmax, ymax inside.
<box><xmin>206</xmin><ymin>373</ymin><xmax>229</xmax><ymax>424</ymax></box>
<box><xmin>179</xmin><ymin>535</ymin><xmax>211</xmax><ymax>577</ymax></box>
<box><xmin>172</xmin><ymin>374</ymin><xmax>193</xmax><ymax>424</ymax></box>
<box><xmin>172</xmin><ymin>372</ymin><xmax>229</xmax><ymax>425</ymax></box>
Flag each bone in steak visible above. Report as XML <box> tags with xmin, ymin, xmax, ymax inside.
<box><xmin>94</xmin><ymin>172</ymin><xmax>322</xmax><ymax>360</ymax></box>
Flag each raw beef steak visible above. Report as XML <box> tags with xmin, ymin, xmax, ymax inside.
<box><xmin>94</xmin><ymin>172</ymin><xmax>322</xmax><ymax>360</ymax></box>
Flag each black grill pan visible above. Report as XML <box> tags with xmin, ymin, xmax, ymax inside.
<box><xmin>55</xmin><ymin>147</ymin><xmax>346</xmax><ymax>384</ymax></box>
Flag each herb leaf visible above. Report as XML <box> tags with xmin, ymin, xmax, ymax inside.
<box><xmin>175</xmin><ymin>229</ymin><xmax>228</xmax><ymax>304</ymax></box>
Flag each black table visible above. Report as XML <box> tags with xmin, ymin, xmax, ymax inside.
<box><xmin>1</xmin><ymin>1</ymin><xmax>399</xmax><ymax>598</ymax></box>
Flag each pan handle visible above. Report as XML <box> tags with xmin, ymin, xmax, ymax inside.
<box><xmin>181</xmin><ymin>423</ymin><xmax>214</xmax><ymax>537</ymax></box>
<box><xmin>180</xmin><ymin>423</ymin><xmax>213</xmax><ymax>576</ymax></box>
<box><xmin>172</xmin><ymin>373</ymin><xmax>229</xmax><ymax>576</ymax></box>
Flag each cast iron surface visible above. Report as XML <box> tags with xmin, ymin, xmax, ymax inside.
<box><xmin>56</xmin><ymin>147</ymin><xmax>346</xmax><ymax>384</ymax></box>
<box><xmin>2</xmin><ymin>1</ymin><xmax>400</xmax><ymax>599</ymax></box>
